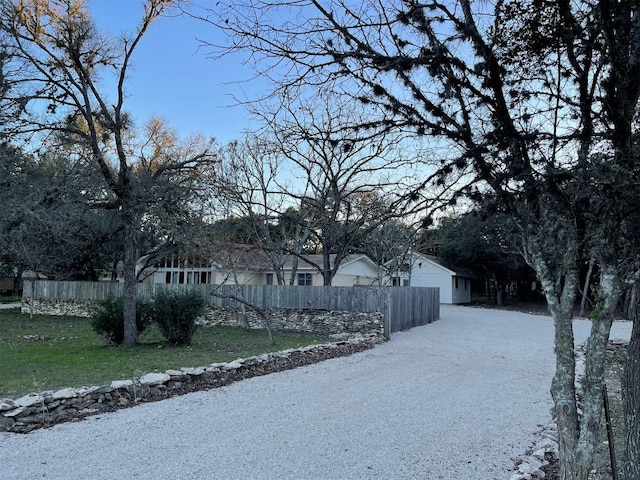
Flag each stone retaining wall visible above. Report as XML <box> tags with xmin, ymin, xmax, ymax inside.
<box><xmin>200</xmin><ymin>306</ymin><xmax>384</xmax><ymax>337</ymax></box>
<box><xmin>21</xmin><ymin>298</ymin><xmax>385</xmax><ymax>338</ymax></box>
<box><xmin>1</xmin><ymin>337</ymin><xmax>379</xmax><ymax>434</ymax></box>
<box><xmin>22</xmin><ymin>298</ymin><xmax>94</xmax><ymax>318</ymax></box>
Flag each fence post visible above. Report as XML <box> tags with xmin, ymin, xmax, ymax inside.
<box><xmin>385</xmin><ymin>289</ymin><xmax>392</xmax><ymax>340</ymax></box>
<box><xmin>29</xmin><ymin>279</ymin><xmax>34</xmax><ymax>319</ymax></box>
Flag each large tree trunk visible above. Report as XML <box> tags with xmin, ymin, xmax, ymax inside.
<box><xmin>122</xmin><ymin>224</ymin><xmax>139</xmax><ymax>346</ymax></box>
<box><xmin>531</xmin><ymin>248</ymin><xmax>596</xmax><ymax>480</ymax></box>
<box><xmin>532</xmin><ymin>250</ymin><xmax>619</xmax><ymax>480</ymax></box>
<box><xmin>622</xmin><ymin>307</ymin><xmax>640</xmax><ymax>480</ymax></box>
<box><xmin>488</xmin><ymin>272</ymin><xmax>502</xmax><ymax>305</ymax></box>
<box><xmin>548</xmin><ymin>296</ymin><xmax>582</xmax><ymax>480</ymax></box>
<box><xmin>322</xmin><ymin>246</ymin><xmax>332</xmax><ymax>286</ymax></box>
<box><xmin>288</xmin><ymin>255</ymin><xmax>299</xmax><ymax>285</ymax></box>
<box><xmin>494</xmin><ymin>275</ymin><xmax>505</xmax><ymax>306</ymax></box>
<box><xmin>622</xmin><ymin>284</ymin><xmax>638</xmax><ymax>323</ymax></box>
<box><xmin>574</xmin><ymin>268</ymin><xmax>619</xmax><ymax>477</ymax></box>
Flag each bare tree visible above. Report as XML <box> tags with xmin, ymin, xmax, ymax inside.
<box><xmin>0</xmin><ymin>0</ymin><xmax>216</xmax><ymax>344</ymax></box>
<box><xmin>356</xmin><ymin>216</ymin><xmax>417</xmax><ymax>285</ymax></box>
<box><xmin>264</xmin><ymin>92</ymin><xmax>418</xmax><ymax>285</ymax></box>
<box><xmin>213</xmin><ymin>136</ymin><xmax>310</xmax><ymax>284</ymax></box>
<box><xmin>213</xmin><ymin>94</ymin><xmax>419</xmax><ymax>286</ymax></box>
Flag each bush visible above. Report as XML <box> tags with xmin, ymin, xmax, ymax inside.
<box><xmin>90</xmin><ymin>295</ymin><xmax>153</xmax><ymax>344</ymax></box>
<box><xmin>151</xmin><ymin>289</ymin><xmax>206</xmax><ymax>346</ymax></box>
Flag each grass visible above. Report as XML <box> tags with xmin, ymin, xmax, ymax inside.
<box><xmin>0</xmin><ymin>295</ymin><xmax>21</xmax><ymax>303</ymax></box>
<box><xmin>0</xmin><ymin>308</ymin><xmax>331</xmax><ymax>399</ymax></box>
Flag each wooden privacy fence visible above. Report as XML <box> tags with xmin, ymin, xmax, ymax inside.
<box><xmin>23</xmin><ymin>281</ymin><xmax>440</xmax><ymax>336</ymax></box>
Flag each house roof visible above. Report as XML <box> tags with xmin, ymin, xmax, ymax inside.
<box><xmin>206</xmin><ymin>243</ymin><xmax>272</xmax><ymax>271</ymax></box>
<box><xmin>182</xmin><ymin>244</ymin><xmax>378</xmax><ymax>274</ymax></box>
<box><xmin>419</xmin><ymin>253</ymin><xmax>476</xmax><ymax>278</ymax></box>
<box><xmin>385</xmin><ymin>251</ymin><xmax>475</xmax><ymax>278</ymax></box>
<box><xmin>280</xmin><ymin>254</ymin><xmax>375</xmax><ymax>271</ymax></box>
<box><xmin>147</xmin><ymin>244</ymin><xmax>381</xmax><ymax>285</ymax></box>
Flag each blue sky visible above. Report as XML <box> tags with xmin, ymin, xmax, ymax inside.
<box><xmin>87</xmin><ymin>0</ymin><xmax>263</xmax><ymax>144</ymax></box>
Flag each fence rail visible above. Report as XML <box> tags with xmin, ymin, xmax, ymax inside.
<box><xmin>23</xmin><ymin>281</ymin><xmax>439</xmax><ymax>335</ymax></box>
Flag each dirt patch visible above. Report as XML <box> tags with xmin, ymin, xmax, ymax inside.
<box><xmin>469</xmin><ymin>300</ymin><xmax>551</xmax><ymax>316</ymax></box>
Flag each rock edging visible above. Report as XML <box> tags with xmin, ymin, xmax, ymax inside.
<box><xmin>509</xmin><ymin>337</ymin><xmax>630</xmax><ymax>480</ymax></box>
<box><xmin>509</xmin><ymin>422</ymin><xmax>559</xmax><ymax>480</ymax></box>
<box><xmin>1</xmin><ymin>334</ymin><xmax>381</xmax><ymax>434</ymax></box>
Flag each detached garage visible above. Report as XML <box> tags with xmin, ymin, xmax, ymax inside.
<box><xmin>387</xmin><ymin>252</ymin><xmax>474</xmax><ymax>304</ymax></box>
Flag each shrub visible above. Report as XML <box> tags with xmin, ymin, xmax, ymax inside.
<box><xmin>151</xmin><ymin>289</ymin><xmax>206</xmax><ymax>346</ymax></box>
<box><xmin>90</xmin><ymin>295</ymin><xmax>153</xmax><ymax>344</ymax></box>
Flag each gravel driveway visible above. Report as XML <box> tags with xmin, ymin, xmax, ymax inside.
<box><xmin>1</xmin><ymin>305</ymin><xmax>632</xmax><ymax>480</ymax></box>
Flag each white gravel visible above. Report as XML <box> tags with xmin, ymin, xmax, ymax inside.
<box><xmin>0</xmin><ymin>305</ymin><xmax>632</xmax><ymax>480</ymax></box>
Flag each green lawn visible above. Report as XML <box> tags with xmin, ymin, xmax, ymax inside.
<box><xmin>0</xmin><ymin>308</ymin><xmax>330</xmax><ymax>399</ymax></box>
<box><xmin>0</xmin><ymin>296</ymin><xmax>21</xmax><ymax>303</ymax></box>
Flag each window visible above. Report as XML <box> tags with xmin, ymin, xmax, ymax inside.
<box><xmin>455</xmin><ymin>277</ymin><xmax>459</xmax><ymax>289</ymax></box>
<box><xmin>298</xmin><ymin>273</ymin><xmax>313</xmax><ymax>286</ymax></box>
<box><xmin>165</xmin><ymin>272</ymin><xmax>171</xmax><ymax>284</ymax></box>
<box><xmin>392</xmin><ymin>277</ymin><xmax>409</xmax><ymax>286</ymax></box>
<box><xmin>200</xmin><ymin>272</ymin><xmax>208</xmax><ymax>284</ymax></box>
<box><xmin>266</xmin><ymin>273</ymin><xmax>274</xmax><ymax>285</ymax></box>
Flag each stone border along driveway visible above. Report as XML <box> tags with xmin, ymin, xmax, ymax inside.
<box><xmin>0</xmin><ymin>302</ymin><xmax>21</xmax><ymax>309</ymax></box>
<box><xmin>1</xmin><ymin>306</ymin><xmax>633</xmax><ymax>480</ymax></box>
<box><xmin>0</xmin><ymin>335</ymin><xmax>379</xmax><ymax>433</ymax></box>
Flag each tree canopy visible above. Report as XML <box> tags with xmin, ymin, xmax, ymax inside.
<box><xmin>0</xmin><ymin>0</ymin><xmax>216</xmax><ymax>344</ymax></box>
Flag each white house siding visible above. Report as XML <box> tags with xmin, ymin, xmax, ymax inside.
<box><xmin>388</xmin><ymin>254</ymin><xmax>472</xmax><ymax>305</ymax></box>
<box><xmin>214</xmin><ymin>271</ymin><xmax>262</xmax><ymax>285</ymax></box>
<box><xmin>279</xmin><ymin>256</ymin><xmax>380</xmax><ymax>287</ymax></box>
<box><xmin>150</xmin><ymin>269</ymin><xmax>262</xmax><ymax>286</ymax></box>
<box><xmin>145</xmin><ymin>253</ymin><xmax>381</xmax><ymax>288</ymax></box>
<box><xmin>331</xmin><ymin>273</ymin><xmax>378</xmax><ymax>287</ymax></box>
<box><xmin>450</xmin><ymin>276</ymin><xmax>472</xmax><ymax>304</ymax></box>
<box><xmin>331</xmin><ymin>258</ymin><xmax>380</xmax><ymax>287</ymax></box>
<box><xmin>410</xmin><ymin>262</ymin><xmax>455</xmax><ymax>303</ymax></box>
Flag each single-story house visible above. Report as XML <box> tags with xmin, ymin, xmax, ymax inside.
<box><xmin>386</xmin><ymin>252</ymin><xmax>474</xmax><ymax>304</ymax></box>
<box><xmin>278</xmin><ymin>254</ymin><xmax>381</xmax><ymax>287</ymax></box>
<box><xmin>144</xmin><ymin>247</ymin><xmax>381</xmax><ymax>287</ymax></box>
